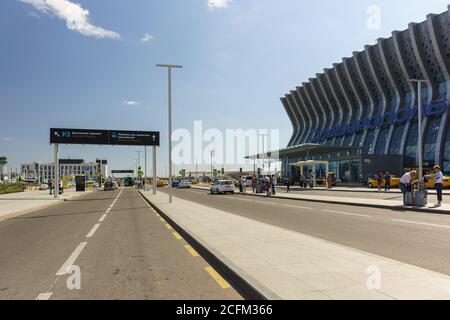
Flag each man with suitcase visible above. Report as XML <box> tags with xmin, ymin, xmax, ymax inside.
<box><xmin>399</xmin><ymin>170</ymin><xmax>417</xmax><ymax>206</ymax></box>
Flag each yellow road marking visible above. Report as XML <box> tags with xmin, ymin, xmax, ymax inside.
<box><xmin>184</xmin><ymin>245</ymin><xmax>199</xmax><ymax>257</ymax></box>
<box><xmin>173</xmin><ymin>232</ymin><xmax>182</xmax><ymax>240</ymax></box>
<box><xmin>159</xmin><ymin>217</ymin><xmax>165</xmax><ymax>222</ymax></box>
<box><xmin>205</xmin><ymin>266</ymin><xmax>230</xmax><ymax>289</ymax></box>
<box><xmin>164</xmin><ymin>223</ymin><xmax>173</xmax><ymax>230</ymax></box>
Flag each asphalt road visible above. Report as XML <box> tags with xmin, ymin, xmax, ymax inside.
<box><xmin>164</xmin><ymin>187</ymin><xmax>450</xmax><ymax>276</ymax></box>
<box><xmin>0</xmin><ymin>188</ymin><xmax>241</xmax><ymax>300</ymax></box>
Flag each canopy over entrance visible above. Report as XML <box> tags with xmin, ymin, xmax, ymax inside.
<box><xmin>245</xmin><ymin>143</ymin><xmax>360</xmax><ymax>160</ymax></box>
<box><xmin>289</xmin><ymin>160</ymin><xmax>330</xmax><ymax>188</ymax></box>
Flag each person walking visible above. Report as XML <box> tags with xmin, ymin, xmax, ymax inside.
<box><xmin>286</xmin><ymin>177</ymin><xmax>291</xmax><ymax>193</ymax></box>
<box><xmin>242</xmin><ymin>176</ymin><xmax>247</xmax><ymax>194</ymax></box>
<box><xmin>376</xmin><ymin>171</ymin><xmax>383</xmax><ymax>191</ymax></box>
<box><xmin>271</xmin><ymin>175</ymin><xmax>276</xmax><ymax>195</ymax></box>
<box><xmin>299</xmin><ymin>173</ymin><xmax>305</xmax><ymax>189</ymax></box>
<box><xmin>238</xmin><ymin>176</ymin><xmax>243</xmax><ymax>193</ymax></box>
<box><xmin>399</xmin><ymin>170</ymin><xmax>416</xmax><ymax>206</ymax></box>
<box><xmin>265</xmin><ymin>176</ymin><xmax>271</xmax><ymax>197</ymax></box>
<box><xmin>327</xmin><ymin>172</ymin><xmax>333</xmax><ymax>190</ymax></box>
<box><xmin>252</xmin><ymin>175</ymin><xmax>257</xmax><ymax>194</ymax></box>
<box><xmin>384</xmin><ymin>172</ymin><xmax>391</xmax><ymax>191</ymax></box>
<box><xmin>49</xmin><ymin>179</ymin><xmax>53</xmax><ymax>195</ymax></box>
<box><xmin>432</xmin><ymin>165</ymin><xmax>443</xmax><ymax>208</ymax></box>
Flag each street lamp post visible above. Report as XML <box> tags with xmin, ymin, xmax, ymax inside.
<box><xmin>157</xmin><ymin>64</ymin><xmax>183</xmax><ymax>204</ymax></box>
<box><xmin>210</xmin><ymin>151</ymin><xmax>214</xmax><ymax>180</ymax></box>
<box><xmin>411</xmin><ymin>79</ymin><xmax>430</xmax><ymax>180</ymax></box>
<box><xmin>144</xmin><ymin>146</ymin><xmax>147</xmax><ymax>191</ymax></box>
<box><xmin>136</xmin><ymin>150</ymin><xmax>142</xmax><ymax>185</ymax></box>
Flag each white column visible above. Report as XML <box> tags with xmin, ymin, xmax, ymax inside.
<box><xmin>153</xmin><ymin>146</ymin><xmax>157</xmax><ymax>195</ymax></box>
<box><xmin>144</xmin><ymin>146</ymin><xmax>147</xmax><ymax>191</ymax></box>
<box><xmin>54</xmin><ymin>144</ymin><xmax>59</xmax><ymax>199</ymax></box>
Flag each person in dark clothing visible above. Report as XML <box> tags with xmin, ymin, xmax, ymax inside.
<box><xmin>49</xmin><ymin>180</ymin><xmax>53</xmax><ymax>195</ymax></box>
<box><xmin>376</xmin><ymin>172</ymin><xmax>383</xmax><ymax>191</ymax></box>
<box><xmin>286</xmin><ymin>177</ymin><xmax>291</xmax><ymax>193</ymax></box>
<box><xmin>384</xmin><ymin>172</ymin><xmax>391</xmax><ymax>191</ymax></box>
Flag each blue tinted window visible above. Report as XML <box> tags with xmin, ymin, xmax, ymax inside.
<box><xmin>364</xmin><ymin>130</ymin><xmax>376</xmax><ymax>154</ymax></box>
<box><xmin>389</xmin><ymin>124</ymin><xmax>405</xmax><ymax>155</ymax></box>
<box><xmin>443</xmin><ymin>123</ymin><xmax>450</xmax><ymax>174</ymax></box>
<box><xmin>375</xmin><ymin>128</ymin><xmax>390</xmax><ymax>155</ymax></box>
<box><xmin>405</xmin><ymin>122</ymin><xmax>418</xmax><ymax>165</ymax></box>
<box><xmin>423</xmin><ymin>118</ymin><xmax>440</xmax><ymax>165</ymax></box>
<box><xmin>343</xmin><ymin>135</ymin><xmax>353</xmax><ymax>147</ymax></box>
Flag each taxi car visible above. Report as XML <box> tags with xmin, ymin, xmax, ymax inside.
<box><xmin>367</xmin><ymin>176</ymin><xmax>400</xmax><ymax>189</ymax></box>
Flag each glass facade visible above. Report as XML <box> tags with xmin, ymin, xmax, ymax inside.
<box><xmin>404</xmin><ymin>122</ymin><xmax>418</xmax><ymax>167</ymax></box>
<box><xmin>389</xmin><ymin>124</ymin><xmax>405</xmax><ymax>155</ymax></box>
<box><xmin>363</xmin><ymin>130</ymin><xmax>376</xmax><ymax>154</ymax></box>
<box><xmin>374</xmin><ymin>127</ymin><xmax>390</xmax><ymax>155</ymax></box>
<box><xmin>444</xmin><ymin>124</ymin><xmax>450</xmax><ymax>174</ymax></box>
<box><xmin>423</xmin><ymin>118</ymin><xmax>441</xmax><ymax>166</ymax></box>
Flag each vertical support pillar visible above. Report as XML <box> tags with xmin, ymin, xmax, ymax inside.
<box><xmin>153</xmin><ymin>146</ymin><xmax>157</xmax><ymax>195</ymax></box>
<box><xmin>313</xmin><ymin>163</ymin><xmax>316</xmax><ymax>188</ymax></box>
<box><xmin>144</xmin><ymin>146</ymin><xmax>147</xmax><ymax>191</ymax></box>
<box><xmin>54</xmin><ymin>144</ymin><xmax>59</xmax><ymax>199</ymax></box>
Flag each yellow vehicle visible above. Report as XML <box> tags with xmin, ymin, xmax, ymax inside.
<box><xmin>367</xmin><ymin>176</ymin><xmax>400</xmax><ymax>189</ymax></box>
<box><xmin>422</xmin><ymin>175</ymin><xmax>450</xmax><ymax>189</ymax></box>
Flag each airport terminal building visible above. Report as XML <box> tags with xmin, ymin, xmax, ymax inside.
<box><xmin>279</xmin><ymin>6</ymin><xmax>450</xmax><ymax>183</ymax></box>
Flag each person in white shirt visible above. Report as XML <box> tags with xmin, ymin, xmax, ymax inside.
<box><xmin>399</xmin><ymin>170</ymin><xmax>417</xmax><ymax>206</ymax></box>
<box><xmin>432</xmin><ymin>165</ymin><xmax>443</xmax><ymax>207</ymax></box>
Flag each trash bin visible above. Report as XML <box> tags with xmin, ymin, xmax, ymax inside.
<box><xmin>414</xmin><ymin>189</ymin><xmax>428</xmax><ymax>207</ymax></box>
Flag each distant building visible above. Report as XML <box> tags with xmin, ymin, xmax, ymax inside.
<box><xmin>21</xmin><ymin>158</ymin><xmax>108</xmax><ymax>182</ymax></box>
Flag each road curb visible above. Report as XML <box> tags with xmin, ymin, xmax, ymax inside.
<box><xmin>138</xmin><ymin>191</ymin><xmax>273</xmax><ymax>301</ymax></box>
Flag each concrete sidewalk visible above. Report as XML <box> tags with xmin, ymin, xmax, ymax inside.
<box><xmin>192</xmin><ymin>185</ymin><xmax>450</xmax><ymax>214</ymax></box>
<box><xmin>140</xmin><ymin>190</ymin><xmax>450</xmax><ymax>300</ymax></box>
<box><xmin>277</xmin><ymin>185</ymin><xmax>450</xmax><ymax>195</ymax></box>
<box><xmin>0</xmin><ymin>189</ymin><xmax>96</xmax><ymax>222</ymax></box>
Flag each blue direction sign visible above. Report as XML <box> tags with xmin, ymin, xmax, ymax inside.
<box><xmin>50</xmin><ymin>128</ymin><xmax>160</xmax><ymax>146</ymax></box>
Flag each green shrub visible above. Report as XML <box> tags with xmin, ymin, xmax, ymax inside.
<box><xmin>0</xmin><ymin>183</ymin><xmax>25</xmax><ymax>195</ymax></box>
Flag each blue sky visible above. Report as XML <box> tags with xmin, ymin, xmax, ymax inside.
<box><xmin>1</xmin><ymin>0</ymin><xmax>450</xmax><ymax>175</ymax></box>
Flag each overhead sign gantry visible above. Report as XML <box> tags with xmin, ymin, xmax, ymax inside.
<box><xmin>49</xmin><ymin>128</ymin><xmax>160</xmax><ymax>198</ymax></box>
<box><xmin>50</xmin><ymin>128</ymin><xmax>160</xmax><ymax>146</ymax></box>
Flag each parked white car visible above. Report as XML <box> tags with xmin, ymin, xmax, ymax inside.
<box><xmin>210</xmin><ymin>180</ymin><xmax>235</xmax><ymax>194</ymax></box>
<box><xmin>178</xmin><ymin>180</ymin><xmax>192</xmax><ymax>189</ymax></box>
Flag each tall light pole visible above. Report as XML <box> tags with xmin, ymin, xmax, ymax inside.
<box><xmin>157</xmin><ymin>64</ymin><xmax>183</xmax><ymax>203</ymax></box>
<box><xmin>210</xmin><ymin>150</ymin><xmax>214</xmax><ymax>180</ymax></box>
<box><xmin>411</xmin><ymin>79</ymin><xmax>430</xmax><ymax>180</ymax></box>
<box><xmin>144</xmin><ymin>146</ymin><xmax>147</xmax><ymax>191</ymax></box>
<box><xmin>136</xmin><ymin>150</ymin><xmax>142</xmax><ymax>181</ymax></box>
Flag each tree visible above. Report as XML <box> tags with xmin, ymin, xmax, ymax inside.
<box><xmin>0</xmin><ymin>157</ymin><xmax>7</xmax><ymax>165</ymax></box>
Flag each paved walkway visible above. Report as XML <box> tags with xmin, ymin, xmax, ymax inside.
<box><xmin>140</xmin><ymin>190</ymin><xmax>450</xmax><ymax>300</ymax></box>
<box><xmin>0</xmin><ymin>189</ymin><xmax>95</xmax><ymax>222</ymax></box>
<box><xmin>193</xmin><ymin>185</ymin><xmax>450</xmax><ymax>214</ymax></box>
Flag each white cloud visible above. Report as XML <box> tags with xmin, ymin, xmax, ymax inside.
<box><xmin>19</xmin><ymin>0</ymin><xmax>121</xmax><ymax>39</ymax></box>
<box><xmin>123</xmin><ymin>100</ymin><xmax>140</xmax><ymax>106</ymax></box>
<box><xmin>207</xmin><ymin>0</ymin><xmax>232</xmax><ymax>9</ymax></box>
<box><xmin>28</xmin><ymin>11</ymin><xmax>41</xmax><ymax>18</ymax></box>
<box><xmin>141</xmin><ymin>33</ymin><xmax>154</xmax><ymax>43</ymax></box>
<box><xmin>3</xmin><ymin>138</ymin><xmax>14</xmax><ymax>141</ymax></box>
